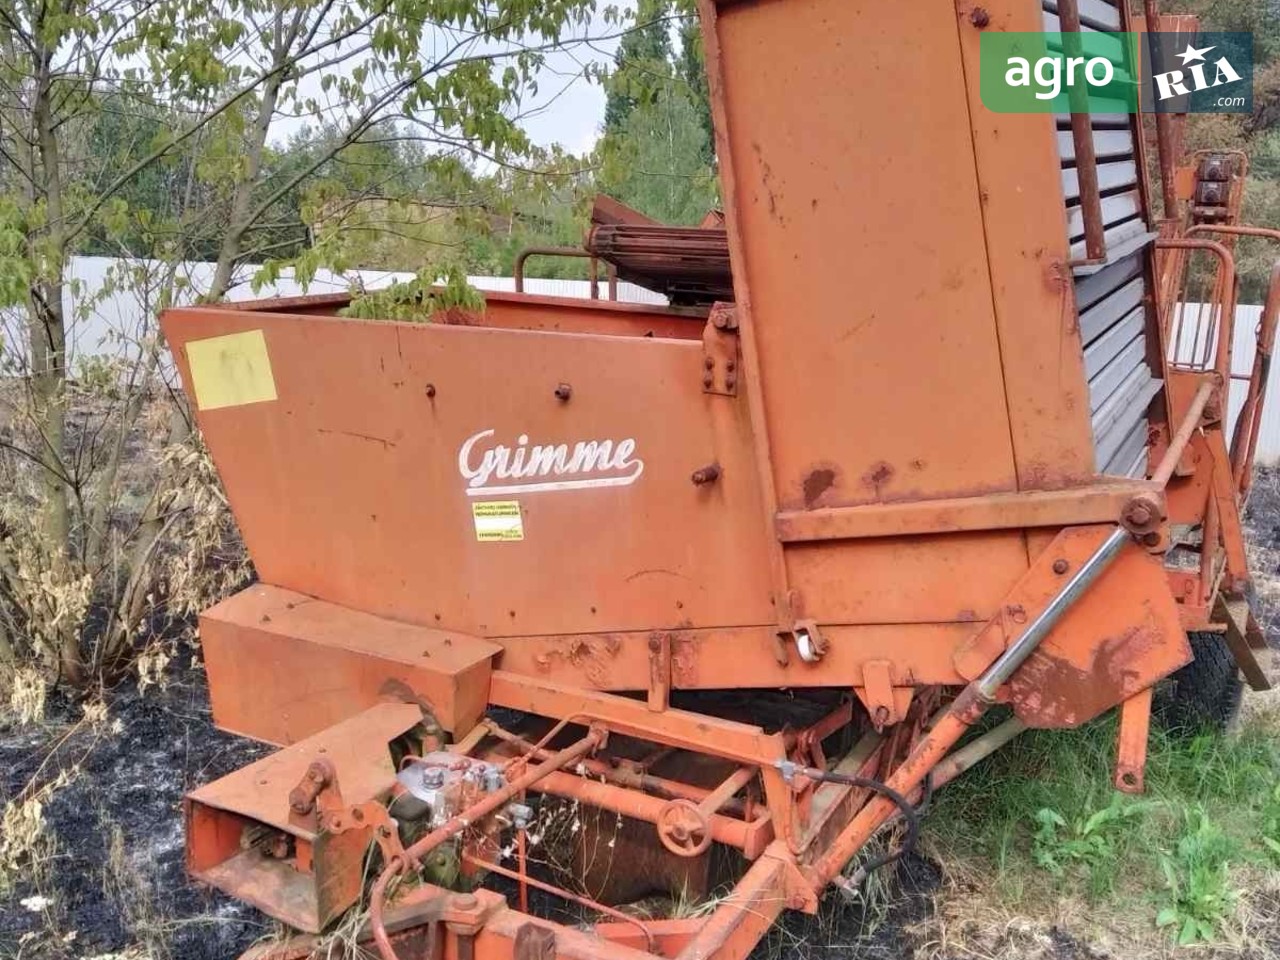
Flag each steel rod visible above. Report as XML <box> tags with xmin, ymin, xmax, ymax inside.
<box><xmin>1183</xmin><ymin>227</ymin><xmax>1280</xmax><ymax>496</ymax></box>
<box><xmin>929</xmin><ymin>718</ymin><xmax>1028</xmax><ymax>790</ymax></box>
<box><xmin>1061</xmin><ymin>0</ymin><xmax>1106</xmax><ymax>262</ymax></box>
<box><xmin>697</xmin><ymin>765</ymin><xmax>758</xmax><ymax>819</ymax></box>
<box><xmin>528</xmin><ymin>768</ymin><xmax>763</xmax><ymax>852</ymax></box>
<box><xmin>461</xmin><ymin>853</ymin><xmax>656</xmax><ymax>952</ymax></box>
<box><xmin>976</xmin><ymin>527</ymin><xmax>1130</xmax><ymax>700</ymax></box>
<box><xmin>1158</xmin><ymin>237</ymin><xmax>1238</xmax><ymax>384</ymax></box>
<box><xmin>481</xmin><ymin>729</ymin><xmax>747</xmax><ymax>813</ymax></box>
<box><xmin>1150</xmin><ymin>379</ymin><xmax>1214</xmax><ymax>487</ymax></box>
<box><xmin>513</xmin><ymin>246</ymin><xmax>600</xmax><ymax>295</ymax></box>
<box><xmin>1143</xmin><ymin>0</ymin><xmax>1180</xmax><ymax>219</ymax></box>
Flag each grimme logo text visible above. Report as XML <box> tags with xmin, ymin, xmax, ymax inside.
<box><xmin>458</xmin><ymin>429</ymin><xmax>645</xmax><ymax>496</ymax></box>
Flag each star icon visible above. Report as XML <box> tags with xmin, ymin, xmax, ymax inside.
<box><xmin>1177</xmin><ymin>42</ymin><xmax>1216</xmax><ymax>65</ymax></box>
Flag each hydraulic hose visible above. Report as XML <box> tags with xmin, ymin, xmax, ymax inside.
<box><xmin>780</xmin><ymin>763</ymin><xmax>925</xmax><ymax>898</ymax></box>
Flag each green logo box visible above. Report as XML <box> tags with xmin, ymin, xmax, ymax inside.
<box><xmin>980</xmin><ymin>32</ymin><xmax>1252</xmax><ymax>114</ymax></box>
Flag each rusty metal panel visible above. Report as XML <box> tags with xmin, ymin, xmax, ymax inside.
<box><xmin>953</xmin><ymin>0</ymin><xmax>1098</xmax><ymax>490</ymax></box>
<box><xmin>200</xmin><ymin>584</ymin><xmax>500</xmax><ymax>743</ymax></box>
<box><xmin>186</xmin><ymin>702</ymin><xmax>420</xmax><ymax>931</ymax></box>
<box><xmin>700</xmin><ymin>0</ymin><xmax>1021</xmax><ymax>511</ymax></box>
<box><xmin>491</xmin><ymin>622</ymin><xmax>977</xmax><ymax>691</ymax></box>
<box><xmin>162</xmin><ymin>308</ymin><xmax>777</xmax><ymax>640</ymax></box>
<box><xmin>784</xmin><ymin>535</ymin><xmax>1028</xmax><ymax>625</ymax></box>
<box><xmin>188</xmin><ymin>701</ymin><xmax>418</xmax><ymax>828</ymax></box>
<box><xmin>1010</xmin><ymin>531</ymin><xmax>1191</xmax><ymax>728</ymax></box>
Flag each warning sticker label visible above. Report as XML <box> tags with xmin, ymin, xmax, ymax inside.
<box><xmin>471</xmin><ymin>501</ymin><xmax>524</xmax><ymax>542</ymax></box>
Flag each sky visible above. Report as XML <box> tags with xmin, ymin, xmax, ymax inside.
<box><xmin>267</xmin><ymin>6</ymin><xmax>628</xmax><ymax>158</ymax></box>
<box><xmin>506</xmin><ymin>33</ymin><xmax>619</xmax><ymax>155</ymax></box>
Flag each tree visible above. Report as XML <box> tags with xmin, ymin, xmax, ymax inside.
<box><xmin>596</xmin><ymin>3</ymin><xmax>718</xmax><ymax>224</ymax></box>
<box><xmin>0</xmin><ymin>0</ymin><xmax>606</xmax><ymax>685</ymax></box>
<box><xmin>677</xmin><ymin>16</ymin><xmax>713</xmax><ymax>167</ymax></box>
<box><xmin>596</xmin><ymin>85</ymin><xmax>718</xmax><ymax>224</ymax></box>
<box><xmin>603</xmin><ymin>0</ymin><xmax>674</xmax><ymax>136</ymax></box>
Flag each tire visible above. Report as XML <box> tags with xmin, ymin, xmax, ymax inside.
<box><xmin>1153</xmin><ymin>631</ymin><xmax>1244</xmax><ymax>734</ymax></box>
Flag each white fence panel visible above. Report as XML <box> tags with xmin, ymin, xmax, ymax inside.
<box><xmin>0</xmin><ymin>257</ymin><xmax>667</xmax><ymax>377</ymax></box>
<box><xmin>1174</xmin><ymin>301</ymin><xmax>1279</xmax><ymax>465</ymax></box>
<box><xmin>1224</xmin><ymin>302</ymin><xmax>1280</xmax><ymax>465</ymax></box>
<box><xmin>21</xmin><ymin>260</ymin><xmax>1280</xmax><ymax>465</ymax></box>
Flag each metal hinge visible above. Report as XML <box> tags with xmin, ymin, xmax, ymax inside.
<box><xmin>702</xmin><ymin>302</ymin><xmax>739</xmax><ymax>396</ymax></box>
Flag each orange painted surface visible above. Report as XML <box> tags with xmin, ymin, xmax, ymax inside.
<box><xmin>201</xmin><ymin>584</ymin><xmax>500</xmax><ymax>742</ymax></box>
<box><xmin>706</xmin><ymin>0</ymin><xmax>1024</xmax><ymax>511</ymax></box>
<box><xmin>162</xmin><ymin>308</ymin><xmax>778</xmax><ymax>640</ymax></box>
<box><xmin>166</xmin><ymin>2</ymin><xmax>1272</xmax><ymax>956</ymax></box>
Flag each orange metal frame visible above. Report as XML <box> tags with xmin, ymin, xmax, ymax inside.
<box><xmin>161</xmin><ymin>2</ymin><xmax>1277</xmax><ymax>959</ymax></box>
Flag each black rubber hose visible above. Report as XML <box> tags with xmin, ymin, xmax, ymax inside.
<box><xmin>787</xmin><ymin>764</ymin><xmax>928</xmax><ymax>898</ymax></box>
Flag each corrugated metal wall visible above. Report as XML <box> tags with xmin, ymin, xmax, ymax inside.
<box><xmin>1045</xmin><ymin>0</ymin><xmax>1160</xmax><ymax>478</ymax></box>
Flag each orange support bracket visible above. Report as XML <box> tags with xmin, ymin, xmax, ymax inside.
<box><xmin>1114</xmin><ymin>687</ymin><xmax>1153</xmax><ymax>794</ymax></box>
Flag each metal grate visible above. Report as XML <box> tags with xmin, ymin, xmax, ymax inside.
<box><xmin>1045</xmin><ymin>0</ymin><xmax>1158</xmax><ymax>478</ymax></box>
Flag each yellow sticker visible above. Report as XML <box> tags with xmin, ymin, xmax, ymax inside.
<box><xmin>472</xmin><ymin>501</ymin><xmax>524</xmax><ymax>542</ymax></box>
<box><xmin>186</xmin><ymin>329</ymin><xmax>278</xmax><ymax>411</ymax></box>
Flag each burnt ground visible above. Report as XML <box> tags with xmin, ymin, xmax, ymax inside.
<box><xmin>0</xmin><ymin>649</ymin><xmax>943</xmax><ymax>960</ymax></box>
<box><xmin>2</xmin><ymin>475</ymin><xmax>1280</xmax><ymax>960</ymax></box>
<box><xmin>0</xmin><ymin>652</ymin><xmax>271</xmax><ymax>960</ymax></box>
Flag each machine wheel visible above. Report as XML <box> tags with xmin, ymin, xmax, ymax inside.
<box><xmin>1154</xmin><ymin>631</ymin><xmax>1244</xmax><ymax>734</ymax></box>
<box><xmin>655</xmin><ymin>798</ymin><xmax>712</xmax><ymax>857</ymax></box>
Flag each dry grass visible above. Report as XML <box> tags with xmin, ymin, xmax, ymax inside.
<box><xmin>914</xmin><ymin>859</ymin><xmax>1280</xmax><ymax>960</ymax></box>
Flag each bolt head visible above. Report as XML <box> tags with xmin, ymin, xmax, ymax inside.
<box><xmin>1052</xmin><ymin>558</ymin><xmax>1069</xmax><ymax>575</ymax></box>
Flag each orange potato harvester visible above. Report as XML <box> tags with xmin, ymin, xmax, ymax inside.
<box><xmin>161</xmin><ymin>1</ymin><xmax>1275</xmax><ymax>958</ymax></box>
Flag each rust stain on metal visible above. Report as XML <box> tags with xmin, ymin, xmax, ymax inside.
<box><xmin>1012</xmin><ymin>614</ymin><xmax>1184</xmax><ymax>729</ymax></box>
<box><xmin>529</xmin><ymin>636</ymin><xmax>624</xmax><ymax>688</ymax></box>
<box><xmin>861</xmin><ymin>461</ymin><xmax>895</xmax><ymax>498</ymax></box>
<box><xmin>671</xmin><ymin>635</ymin><xmax>700</xmax><ymax>687</ymax></box>
<box><xmin>802</xmin><ymin>466</ymin><xmax>838</xmax><ymax>508</ymax></box>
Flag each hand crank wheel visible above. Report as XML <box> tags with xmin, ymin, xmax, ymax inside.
<box><xmin>655</xmin><ymin>798</ymin><xmax>712</xmax><ymax>857</ymax></box>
